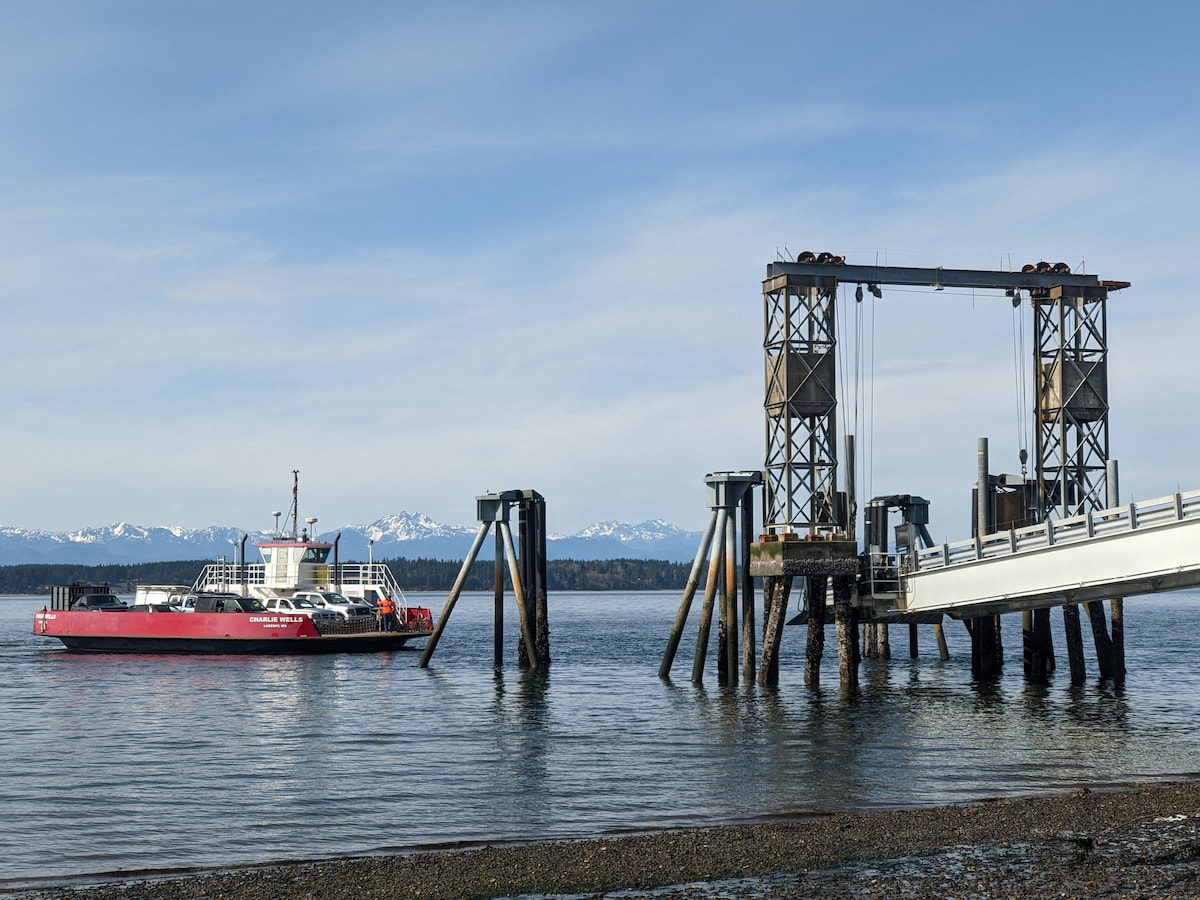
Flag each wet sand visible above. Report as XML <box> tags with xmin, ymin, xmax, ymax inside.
<box><xmin>30</xmin><ymin>780</ymin><xmax>1200</xmax><ymax>899</ymax></box>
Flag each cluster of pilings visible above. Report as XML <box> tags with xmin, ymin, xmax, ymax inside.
<box><xmin>659</xmin><ymin>470</ymin><xmax>1128</xmax><ymax>689</ymax></box>
<box><xmin>970</xmin><ymin>437</ymin><xmax>1126</xmax><ymax>685</ymax></box>
<box><xmin>419</xmin><ymin>489</ymin><xmax>550</xmax><ymax>670</ymax></box>
<box><xmin>660</xmin><ymin>471</ymin><xmax>870</xmax><ymax>688</ymax></box>
<box><xmin>762</xmin><ymin>566</ymin><xmax>860</xmax><ymax>687</ymax></box>
<box><xmin>660</xmin><ymin>472</ymin><xmax>761</xmax><ymax>685</ymax></box>
<box><xmin>964</xmin><ymin>601</ymin><xmax>1123</xmax><ymax>685</ymax></box>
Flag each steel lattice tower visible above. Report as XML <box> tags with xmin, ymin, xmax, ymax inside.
<box><xmin>1033</xmin><ymin>284</ymin><xmax>1111</xmax><ymax>518</ymax></box>
<box><xmin>761</xmin><ymin>273</ymin><xmax>840</xmax><ymax>535</ymax></box>
<box><xmin>750</xmin><ymin>256</ymin><xmax>1128</xmax><ymax>688</ymax></box>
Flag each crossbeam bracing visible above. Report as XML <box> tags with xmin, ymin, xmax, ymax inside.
<box><xmin>765</xmin><ymin>261</ymin><xmax>1127</xmax><ymax>293</ymax></box>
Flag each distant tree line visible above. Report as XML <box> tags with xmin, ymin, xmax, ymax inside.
<box><xmin>0</xmin><ymin>557</ymin><xmax>695</xmax><ymax>595</ymax></box>
<box><xmin>0</xmin><ymin>560</ymin><xmax>215</xmax><ymax>594</ymax></box>
<box><xmin>387</xmin><ymin>557</ymin><xmax>694</xmax><ymax>591</ymax></box>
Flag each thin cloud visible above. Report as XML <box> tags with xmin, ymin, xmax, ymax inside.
<box><xmin>1</xmin><ymin>3</ymin><xmax>1197</xmax><ymax>539</ymax></box>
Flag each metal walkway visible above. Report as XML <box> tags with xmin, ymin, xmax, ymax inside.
<box><xmin>861</xmin><ymin>489</ymin><xmax>1200</xmax><ymax>621</ymax></box>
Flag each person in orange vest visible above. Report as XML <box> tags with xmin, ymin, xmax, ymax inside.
<box><xmin>378</xmin><ymin>594</ymin><xmax>396</xmax><ymax>632</ymax></box>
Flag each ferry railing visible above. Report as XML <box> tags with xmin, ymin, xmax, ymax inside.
<box><xmin>315</xmin><ymin>616</ymin><xmax>379</xmax><ymax>636</ymax></box>
<box><xmin>192</xmin><ymin>563</ymin><xmax>266</xmax><ymax>593</ymax></box>
<box><xmin>335</xmin><ymin>563</ymin><xmax>411</xmax><ymax>613</ymax></box>
<box><xmin>909</xmin><ymin>489</ymin><xmax>1200</xmax><ymax>575</ymax></box>
<box><xmin>860</xmin><ymin>551</ymin><xmax>902</xmax><ymax>597</ymax></box>
<box><xmin>192</xmin><ymin>560</ymin><xmax>414</xmax><ymax>616</ymax></box>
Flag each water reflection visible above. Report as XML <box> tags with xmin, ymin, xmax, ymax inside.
<box><xmin>5</xmin><ymin>592</ymin><xmax>1200</xmax><ymax>888</ymax></box>
<box><xmin>491</xmin><ymin>668</ymin><xmax>551</xmax><ymax>813</ymax></box>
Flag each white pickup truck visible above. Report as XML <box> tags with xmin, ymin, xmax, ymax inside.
<box><xmin>262</xmin><ymin>595</ymin><xmax>340</xmax><ymax>625</ymax></box>
<box><xmin>292</xmin><ymin>590</ymin><xmax>375</xmax><ymax>622</ymax></box>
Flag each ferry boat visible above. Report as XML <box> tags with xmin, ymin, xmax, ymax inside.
<box><xmin>32</xmin><ymin>474</ymin><xmax>434</xmax><ymax>654</ymax></box>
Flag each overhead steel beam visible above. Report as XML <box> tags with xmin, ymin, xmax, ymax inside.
<box><xmin>765</xmin><ymin>261</ymin><xmax>1128</xmax><ymax>293</ymax></box>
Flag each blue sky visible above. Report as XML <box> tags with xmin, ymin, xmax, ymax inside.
<box><xmin>2</xmin><ymin>1</ymin><xmax>1198</xmax><ymax>540</ymax></box>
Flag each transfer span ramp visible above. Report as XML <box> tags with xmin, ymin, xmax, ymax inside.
<box><xmin>890</xmin><ymin>489</ymin><xmax>1200</xmax><ymax>619</ymax></box>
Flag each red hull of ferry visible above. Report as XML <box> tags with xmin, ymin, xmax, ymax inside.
<box><xmin>32</xmin><ymin>609</ymin><xmax>430</xmax><ymax>655</ymax></box>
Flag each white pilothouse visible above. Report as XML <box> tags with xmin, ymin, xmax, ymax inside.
<box><xmin>190</xmin><ymin>471</ymin><xmax>415</xmax><ymax>621</ymax></box>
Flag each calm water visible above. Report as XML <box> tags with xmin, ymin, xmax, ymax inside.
<box><xmin>3</xmin><ymin>590</ymin><xmax>1200</xmax><ymax>891</ymax></box>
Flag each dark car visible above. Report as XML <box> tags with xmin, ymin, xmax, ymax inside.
<box><xmin>71</xmin><ymin>593</ymin><xmax>129</xmax><ymax>611</ymax></box>
<box><xmin>190</xmin><ymin>593</ymin><xmax>266</xmax><ymax>613</ymax></box>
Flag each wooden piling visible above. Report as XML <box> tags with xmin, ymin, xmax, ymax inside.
<box><xmin>1022</xmin><ymin>608</ymin><xmax>1055</xmax><ymax>682</ymax></box>
<box><xmin>862</xmin><ymin>621</ymin><xmax>877</xmax><ymax>659</ymax></box>
<box><xmin>933</xmin><ymin>621</ymin><xmax>950</xmax><ymax>660</ymax></box>
<box><xmin>691</xmin><ymin>509</ymin><xmax>728</xmax><ymax>685</ymax></box>
<box><xmin>660</xmin><ymin>510</ymin><xmax>719</xmax><ymax>679</ymax></box>
<box><xmin>968</xmin><ymin>615</ymin><xmax>1001</xmax><ymax>680</ymax></box>
<box><xmin>834</xmin><ymin>575</ymin><xmax>858</xmax><ymax>685</ymax></box>
<box><xmin>493</xmin><ymin>528</ymin><xmax>504</xmax><ymax>667</ymax></box>
<box><xmin>419</xmin><ymin>521</ymin><xmax>492</xmax><ymax>668</ymax></box>
<box><xmin>964</xmin><ymin>624</ymin><xmax>974</xmax><ymax>681</ymax></box>
<box><xmin>1062</xmin><ymin>604</ymin><xmax>1087</xmax><ymax>684</ymax></box>
<box><xmin>1086</xmin><ymin>599</ymin><xmax>1115</xmax><ymax>680</ymax></box>
<box><xmin>757</xmin><ymin>575</ymin><xmax>790</xmax><ymax>687</ymax></box>
<box><xmin>966</xmin><ymin>617</ymin><xmax>979</xmax><ymax>677</ymax></box>
<box><xmin>1034</xmin><ymin>608</ymin><xmax>1055</xmax><ymax>674</ymax></box>
<box><xmin>850</xmin><ymin>590</ymin><xmax>861</xmax><ymax>670</ymax></box>
<box><xmin>533</xmin><ymin>589</ymin><xmax>549</xmax><ymax>665</ymax></box>
<box><xmin>717</xmin><ymin>600</ymin><xmax>729</xmax><ymax>684</ymax></box>
<box><xmin>1106</xmin><ymin>463</ymin><xmax>1126</xmax><ymax>684</ymax></box>
<box><xmin>1022</xmin><ymin>610</ymin><xmax>1032</xmax><ymax>676</ymax></box>
<box><xmin>863</xmin><ymin>622</ymin><xmax>890</xmax><ymax>659</ymax></box>
<box><xmin>1110</xmin><ymin>598</ymin><xmax>1126</xmax><ymax>684</ymax></box>
<box><xmin>909</xmin><ymin>623</ymin><xmax>918</xmax><ymax>658</ymax></box>
<box><xmin>500</xmin><ymin>521</ymin><xmax>540</xmax><ymax>669</ymax></box>
<box><xmin>1022</xmin><ymin>614</ymin><xmax>1041</xmax><ymax>681</ymax></box>
<box><xmin>803</xmin><ymin>575</ymin><xmax>827</xmax><ymax>686</ymax></box>
<box><xmin>719</xmin><ymin>514</ymin><xmax>739</xmax><ymax>686</ymax></box>
<box><xmin>740</xmin><ymin>495</ymin><xmax>756</xmax><ymax>682</ymax></box>
<box><xmin>520</xmin><ymin>492</ymin><xmax>551</xmax><ymax>667</ymax></box>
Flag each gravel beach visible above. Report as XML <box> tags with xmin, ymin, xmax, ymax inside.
<box><xmin>26</xmin><ymin>780</ymin><xmax>1200</xmax><ymax>899</ymax></box>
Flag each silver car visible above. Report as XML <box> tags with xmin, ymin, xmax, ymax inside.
<box><xmin>292</xmin><ymin>590</ymin><xmax>374</xmax><ymax>621</ymax></box>
<box><xmin>262</xmin><ymin>595</ymin><xmax>340</xmax><ymax>625</ymax></box>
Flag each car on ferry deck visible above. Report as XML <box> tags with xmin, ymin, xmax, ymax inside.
<box><xmin>262</xmin><ymin>595</ymin><xmax>340</xmax><ymax>625</ymax></box>
<box><xmin>293</xmin><ymin>590</ymin><xmax>374</xmax><ymax>622</ymax></box>
<box><xmin>71</xmin><ymin>593</ymin><xmax>129</xmax><ymax>611</ymax></box>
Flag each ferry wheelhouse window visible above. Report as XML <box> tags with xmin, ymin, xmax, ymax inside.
<box><xmin>301</xmin><ymin>547</ymin><xmax>330</xmax><ymax>563</ymax></box>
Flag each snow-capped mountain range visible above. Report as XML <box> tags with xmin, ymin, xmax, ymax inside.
<box><xmin>0</xmin><ymin>514</ymin><xmax>704</xmax><ymax>566</ymax></box>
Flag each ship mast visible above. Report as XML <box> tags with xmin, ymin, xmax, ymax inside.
<box><xmin>286</xmin><ymin>469</ymin><xmax>299</xmax><ymax>541</ymax></box>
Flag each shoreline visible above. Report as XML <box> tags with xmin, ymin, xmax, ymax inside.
<box><xmin>26</xmin><ymin>779</ymin><xmax>1200</xmax><ymax>899</ymax></box>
